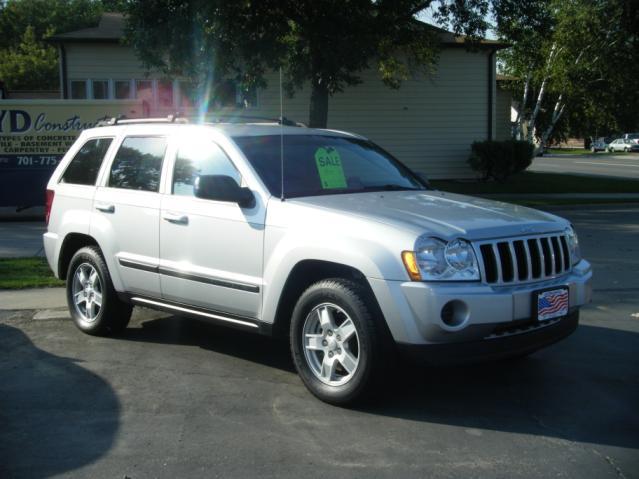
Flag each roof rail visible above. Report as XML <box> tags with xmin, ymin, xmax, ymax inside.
<box><xmin>95</xmin><ymin>113</ymin><xmax>188</xmax><ymax>127</ymax></box>
<box><xmin>95</xmin><ymin>113</ymin><xmax>305</xmax><ymax>128</ymax></box>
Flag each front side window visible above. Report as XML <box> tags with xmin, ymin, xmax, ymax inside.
<box><xmin>173</xmin><ymin>139</ymin><xmax>241</xmax><ymax>196</ymax></box>
<box><xmin>233</xmin><ymin>135</ymin><xmax>425</xmax><ymax>198</ymax></box>
<box><xmin>61</xmin><ymin>138</ymin><xmax>113</xmax><ymax>185</ymax></box>
<box><xmin>109</xmin><ymin>136</ymin><xmax>167</xmax><ymax>192</ymax></box>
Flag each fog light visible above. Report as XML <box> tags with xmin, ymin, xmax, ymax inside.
<box><xmin>440</xmin><ymin>300</ymin><xmax>469</xmax><ymax>328</ymax></box>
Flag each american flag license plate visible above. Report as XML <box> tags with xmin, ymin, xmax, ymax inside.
<box><xmin>535</xmin><ymin>287</ymin><xmax>569</xmax><ymax>321</ymax></box>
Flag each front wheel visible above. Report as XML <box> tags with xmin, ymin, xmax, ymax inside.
<box><xmin>66</xmin><ymin>246</ymin><xmax>132</xmax><ymax>336</ymax></box>
<box><xmin>290</xmin><ymin>279</ymin><xmax>387</xmax><ymax>405</ymax></box>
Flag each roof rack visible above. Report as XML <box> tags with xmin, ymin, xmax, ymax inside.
<box><xmin>95</xmin><ymin>113</ymin><xmax>304</xmax><ymax>128</ymax></box>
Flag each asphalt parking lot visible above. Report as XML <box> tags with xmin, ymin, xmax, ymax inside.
<box><xmin>1</xmin><ymin>204</ymin><xmax>638</xmax><ymax>478</ymax></box>
<box><xmin>530</xmin><ymin>152</ymin><xmax>639</xmax><ymax>179</ymax></box>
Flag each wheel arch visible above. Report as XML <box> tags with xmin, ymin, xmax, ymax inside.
<box><xmin>268</xmin><ymin>259</ymin><xmax>386</xmax><ymax>339</ymax></box>
<box><xmin>57</xmin><ymin>233</ymin><xmax>100</xmax><ymax>279</ymax></box>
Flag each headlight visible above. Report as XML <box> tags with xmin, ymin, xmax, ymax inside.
<box><xmin>402</xmin><ymin>236</ymin><xmax>480</xmax><ymax>281</ymax></box>
<box><xmin>565</xmin><ymin>226</ymin><xmax>581</xmax><ymax>265</ymax></box>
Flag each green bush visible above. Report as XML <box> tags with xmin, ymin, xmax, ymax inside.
<box><xmin>468</xmin><ymin>140</ymin><xmax>534</xmax><ymax>181</ymax></box>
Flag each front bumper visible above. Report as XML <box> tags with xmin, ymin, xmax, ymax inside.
<box><xmin>397</xmin><ymin>310</ymin><xmax>579</xmax><ymax>364</ymax></box>
<box><xmin>368</xmin><ymin>259</ymin><xmax>592</xmax><ymax>346</ymax></box>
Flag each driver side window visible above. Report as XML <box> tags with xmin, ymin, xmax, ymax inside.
<box><xmin>172</xmin><ymin>140</ymin><xmax>241</xmax><ymax>196</ymax></box>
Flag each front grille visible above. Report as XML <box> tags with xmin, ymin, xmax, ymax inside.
<box><xmin>476</xmin><ymin>234</ymin><xmax>571</xmax><ymax>285</ymax></box>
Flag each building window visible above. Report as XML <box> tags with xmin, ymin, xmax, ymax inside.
<box><xmin>92</xmin><ymin>80</ymin><xmax>109</xmax><ymax>99</ymax></box>
<box><xmin>237</xmin><ymin>82</ymin><xmax>258</xmax><ymax>109</ymax></box>
<box><xmin>157</xmin><ymin>80</ymin><xmax>174</xmax><ymax>108</ymax></box>
<box><xmin>114</xmin><ymin>80</ymin><xmax>132</xmax><ymax>99</ymax></box>
<box><xmin>177</xmin><ymin>80</ymin><xmax>258</xmax><ymax>110</ymax></box>
<box><xmin>135</xmin><ymin>80</ymin><xmax>154</xmax><ymax>103</ymax></box>
<box><xmin>178</xmin><ymin>81</ymin><xmax>197</xmax><ymax>108</ymax></box>
<box><xmin>70</xmin><ymin>80</ymin><xmax>87</xmax><ymax>99</ymax></box>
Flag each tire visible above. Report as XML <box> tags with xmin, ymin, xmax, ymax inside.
<box><xmin>66</xmin><ymin>246</ymin><xmax>132</xmax><ymax>336</ymax></box>
<box><xmin>624</xmin><ymin>148</ymin><xmax>629</xmax><ymax>152</ymax></box>
<box><xmin>290</xmin><ymin>278</ymin><xmax>387</xmax><ymax>405</ymax></box>
<box><xmin>590</xmin><ymin>147</ymin><xmax>596</xmax><ymax>153</ymax></box>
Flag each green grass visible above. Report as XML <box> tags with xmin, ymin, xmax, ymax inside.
<box><xmin>0</xmin><ymin>257</ymin><xmax>64</xmax><ymax>289</ymax></box>
<box><xmin>431</xmin><ymin>171</ymin><xmax>639</xmax><ymax>195</ymax></box>
<box><xmin>547</xmin><ymin>148</ymin><xmax>633</xmax><ymax>156</ymax></box>
<box><xmin>546</xmin><ymin>148</ymin><xmax>597</xmax><ymax>155</ymax></box>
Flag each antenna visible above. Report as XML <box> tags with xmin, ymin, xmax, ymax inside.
<box><xmin>279</xmin><ymin>66</ymin><xmax>285</xmax><ymax>201</ymax></box>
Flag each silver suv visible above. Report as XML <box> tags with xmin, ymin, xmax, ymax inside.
<box><xmin>44</xmin><ymin>117</ymin><xmax>592</xmax><ymax>404</ymax></box>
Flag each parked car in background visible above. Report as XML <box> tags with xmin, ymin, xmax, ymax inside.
<box><xmin>608</xmin><ymin>138</ymin><xmax>639</xmax><ymax>152</ymax></box>
<box><xmin>622</xmin><ymin>133</ymin><xmax>639</xmax><ymax>144</ymax></box>
<box><xmin>590</xmin><ymin>137</ymin><xmax>612</xmax><ymax>152</ymax></box>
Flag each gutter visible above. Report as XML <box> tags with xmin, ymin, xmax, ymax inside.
<box><xmin>487</xmin><ymin>48</ymin><xmax>496</xmax><ymax>140</ymax></box>
<box><xmin>59</xmin><ymin>44</ymin><xmax>68</xmax><ymax>99</ymax></box>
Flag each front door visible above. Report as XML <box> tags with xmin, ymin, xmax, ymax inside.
<box><xmin>159</xmin><ymin>136</ymin><xmax>264</xmax><ymax>319</ymax></box>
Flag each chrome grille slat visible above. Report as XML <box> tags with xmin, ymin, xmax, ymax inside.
<box><xmin>491</xmin><ymin>243</ymin><xmax>503</xmax><ymax>283</ymax></box>
<box><xmin>507</xmin><ymin>241</ymin><xmax>519</xmax><ymax>282</ymax></box>
<box><xmin>476</xmin><ymin>233</ymin><xmax>572</xmax><ymax>285</ymax></box>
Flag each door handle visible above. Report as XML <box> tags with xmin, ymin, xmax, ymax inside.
<box><xmin>95</xmin><ymin>203</ymin><xmax>115</xmax><ymax>213</ymax></box>
<box><xmin>163</xmin><ymin>212</ymin><xmax>188</xmax><ymax>224</ymax></box>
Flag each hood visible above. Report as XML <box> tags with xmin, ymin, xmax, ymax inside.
<box><xmin>290</xmin><ymin>190</ymin><xmax>567</xmax><ymax>240</ymax></box>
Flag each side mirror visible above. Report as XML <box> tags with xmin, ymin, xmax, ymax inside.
<box><xmin>194</xmin><ymin>175</ymin><xmax>255</xmax><ymax>208</ymax></box>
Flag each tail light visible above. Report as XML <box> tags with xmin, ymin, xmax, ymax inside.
<box><xmin>45</xmin><ymin>189</ymin><xmax>55</xmax><ymax>226</ymax></box>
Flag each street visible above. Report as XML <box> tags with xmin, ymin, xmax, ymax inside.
<box><xmin>529</xmin><ymin>153</ymin><xmax>639</xmax><ymax>179</ymax></box>
<box><xmin>1</xmin><ymin>204</ymin><xmax>638</xmax><ymax>478</ymax></box>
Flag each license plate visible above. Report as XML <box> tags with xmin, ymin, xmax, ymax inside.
<box><xmin>534</xmin><ymin>287</ymin><xmax>569</xmax><ymax>322</ymax></box>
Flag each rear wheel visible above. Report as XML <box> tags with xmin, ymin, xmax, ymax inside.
<box><xmin>290</xmin><ymin>278</ymin><xmax>386</xmax><ymax>405</ymax></box>
<box><xmin>66</xmin><ymin>246</ymin><xmax>132</xmax><ymax>336</ymax></box>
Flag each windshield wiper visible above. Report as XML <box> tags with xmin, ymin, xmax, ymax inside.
<box><xmin>362</xmin><ymin>184</ymin><xmax>423</xmax><ymax>191</ymax></box>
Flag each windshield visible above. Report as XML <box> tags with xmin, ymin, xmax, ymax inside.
<box><xmin>233</xmin><ymin>134</ymin><xmax>426</xmax><ymax>198</ymax></box>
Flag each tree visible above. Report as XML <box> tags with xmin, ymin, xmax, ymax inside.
<box><xmin>124</xmin><ymin>0</ymin><xmax>491</xmax><ymax>128</ymax></box>
<box><xmin>0</xmin><ymin>26</ymin><xmax>58</xmax><ymax>90</ymax></box>
<box><xmin>0</xmin><ymin>0</ymin><xmax>104</xmax><ymax>90</ymax></box>
<box><xmin>495</xmin><ymin>0</ymin><xmax>639</xmax><ymax>148</ymax></box>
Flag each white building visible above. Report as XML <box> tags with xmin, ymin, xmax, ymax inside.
<box><xmin>50</xmin><ymin>13</ymin><xmax>512</xmax><ymax>179</ymax></box>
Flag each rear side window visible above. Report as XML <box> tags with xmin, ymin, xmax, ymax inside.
<box><xmin>108</xmin><ymin>136</ymin><xmax>167</xmax><ymax>192</ymax></box>
<box><xmin>60</xmin><ymin>138</ymin><xmax>113</xmax><ymax>185</ymax></box>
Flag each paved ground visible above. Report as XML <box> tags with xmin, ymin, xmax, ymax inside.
<box><xmin>1</xmin><ymin>205</ymin><xmax>638</xmax><ymax>478</ymax></box>
<box><xmin>0</xmin><ymin>221</ymin><xmax>46</xmax><ymax>258</ymax></box>
<box><xmin>530</xmin><ymin>153</ymin><xmax>639</xmax><ymax>179</ymax></box>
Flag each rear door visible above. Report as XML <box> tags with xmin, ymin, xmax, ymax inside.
<box><xmin>92</xmin><ymin>133</ymin><xmax>168</xmax><ymax>297</ymax></box>
<box><xmin>159</xmin><ymin>134</ymin><xmax>265</xmax><ymax>318</ymax></box>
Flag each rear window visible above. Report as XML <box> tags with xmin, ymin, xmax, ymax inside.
<box><xmin>108</xmin><ymin>136</ymin><xmax>167</xmax><ymax>192</ymax></box>
<box><xmin>60</xmin><ymin>137</ymin><xmax>113</xmax><ymax>185</ymax></box>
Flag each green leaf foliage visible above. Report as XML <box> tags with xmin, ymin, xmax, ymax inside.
<box><xmin>495</xmin><ymin>0</ymin><xmax>639</xmax><ymax>142</ymax></box>
<box><xmin>124</xmin><ymin>1</ymin><xmax>491</xmax><ymax>127</ymax></box>
<box><xmin>0</xmin><ymin>0</ymin><xmax>104</xmax><ymax>90</ymax></box>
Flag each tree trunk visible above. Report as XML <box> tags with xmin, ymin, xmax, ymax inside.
<box><xmin>539</xmin><ymin>96</ymin><xmax>565</xmax><ymax>149</ymax></box>
<box><xmin>515</xmin><ymin>70</ymin><xmax>531</xmax><ymax>140</ymax></box>
<box><xmin>526</xmin><ymin>43</ymin><xmax>558</xmax><ymax>143</ymax></box>
<box><xmin>309</xmin><ymin>77</ymin><xmax>329</xmax><ymax>128</ymax></box>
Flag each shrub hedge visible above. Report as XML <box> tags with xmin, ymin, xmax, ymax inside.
<box><xmin>468</xmin><ymin>140</ymin><xmax>534</xmax><ymax>181</ymax></box>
